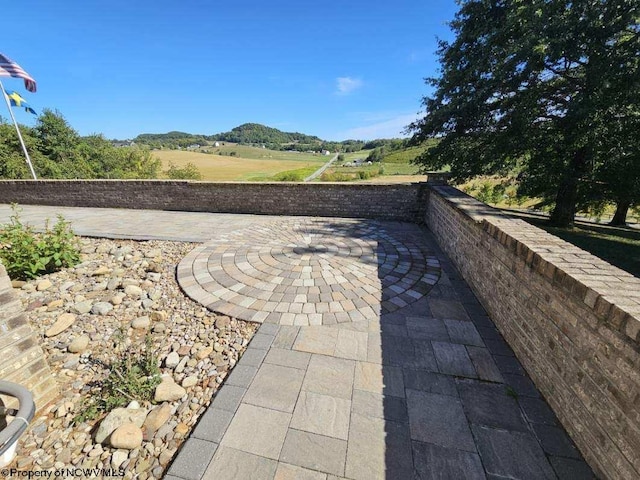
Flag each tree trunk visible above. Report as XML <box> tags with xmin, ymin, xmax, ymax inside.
<box><xmin>550</xmin><ymin>180</ymin><xmax>578</xmax><ymax>227</ymax></box>
<box><xmin>610</xmin><ymin>200</ymin><xmax>631</xmax><ymax>226</ymax></box>
<box><xmin>550</xmin><ymin>150</ymin><xmax>587</xmax><ymax>228</ymax></box>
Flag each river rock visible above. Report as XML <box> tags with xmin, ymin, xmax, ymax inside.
<box><xmin>124</xmin><ymin>285</ymin><xmax>143</xmax><ymax>298</ymax></box>
<box><xmin>47</xmin><ymin>299</ymin><xmax>64</xmax><ymax>310</ymax></box>
<box><xmin>216</xmin><ymin>316</ymin><xmax>231</xmax><ymax>329</ymax></box>
<box><xmin>91</xmin><ymin>266</ymin><xmax>111</xmax><ymax>276</ymax></box>
<box><xmin>158</xmin><ymin>448</ymin><xmax>176</xmax><ymax>467</ymax></box>
<box><xmin>150</xmin><ymin>311</ymin><xmax>167</xmax><ymax>322</ymax></box>
<box><xmin>154</xmin><ymin>377</ymin><xmax>186</xmax><ymax>402</ymax></box>
<box><xmin>37</xmin><ymin>279</ymin><xmax>52</xmax><ymax>291</ymax></box>
<box><xmin>45</xmin><ymin>313</ymin><xmax>76</xmax><ymax>337</ymax></box>
<box><xmin>175</xmin><ymin>423</ymin><xmax>189</xmax><ymax>436</ymax></box>
<box><xmin>174</xmin><ymin>356</ymin><xmax>189</xmax><ymax>373</ymax></box>
<box><xmin>142</xmin><ymin>404</ymin><xmax>172</xmax><ymax>436</ymax></box>
<box><xmin>181</xmin><ymin>376</ymin><xmax>198</xmax><ymax>388</ymax></box>
<box><xmin>107</xmin><ymin>278</ymin><xmax>121</xmax><ymax>290</ymax></box>
<box><xmin>165</xmin><ymin>352</ymin><xmax>180</xmax><ymax>368</ymax></box>
<box><xmin>68</xmin><ymin>335</ymin><xmax>90</xmax><ymax>353</ymax></box>
<box><xmin>195</xmin><ymin>347</ymin><xmax>213</xmax><ymax>360</ymax></box>
<box><xmin>152</xmin><ymin>322</ymin><xmax>166</xmax><ymax>333</ymax></box>
<box><xmin>91</xmin><ymin>302</ymin><xmax>113</xmax><ymax>315</ymax></box>
<box><xmin>111</xmin><ymin>450</ymin><xmax>128</xmax><ymax>469</ymax></box>
<box><xmin>131</xmin><ymin>316</ymin><xmax>150</xmax><ymax>329</ymax></box>
<box><xmin>109</xmin><ymin>423</ymin><xmax>143</xmax><ymax>449</ymax></box>
<box><xmin>72</xmin><ymin>300</ymin><xmax>93</xmax><ymax>314</ymax></box>
<box><xmin>94</xmin><ymin>407</ymin><xmax>149</xmax><ymax>444</ymax></box>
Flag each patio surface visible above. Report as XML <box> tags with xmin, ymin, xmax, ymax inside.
<box><xmin>0</xmin><ymin>205</ymin><xmax>595</xmax><ymax>479</ymax></box>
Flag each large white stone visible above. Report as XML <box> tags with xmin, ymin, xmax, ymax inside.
<box><xmin>45</xmin><ymin>313</ymin><xmax>76</xmax><ymax>337</ymax></box>
<box><xmin>94</xmin><ymin>407</ymin><xmax>148</xmax><ymax>444</ymax></box>
<box><xmin>154</xmin><ymin>376</ymin><xmax>186</xmax><ymax>402</ymax></box>
<box><xmin>109</xmin><ymin>423</ymin><xmax>143</xmax><ymax>449</ymax></box>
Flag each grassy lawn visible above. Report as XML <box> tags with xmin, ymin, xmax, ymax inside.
<box><xmin>210</xmin><ymin>144</ymin><xmax>322</xmax><ymax>162</ymax></box>
<box><xmin>325</xmin><ymin>150</ymin><xmax>422</xmax><ymax>182</ymax></box>
<box><xmin>154</xmin><ymin>149</ymin><xmax>325</xmax><ymax>181</ymax></box>
<box><xmin>508</xmin><ymin>211</ymin><xmax>640</xmax><ymax>278</ymax></box>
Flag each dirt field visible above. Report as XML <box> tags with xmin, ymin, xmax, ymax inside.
<box><xmin>154</xmin><ymin>149</ymin><xmax>325</xmax><ymax>181</ymax></box>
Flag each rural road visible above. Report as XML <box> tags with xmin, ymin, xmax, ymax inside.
<box><xmin>304</xmin><ymin>152</ymin><xmax>340</xmax><ymax>182</ymax></box>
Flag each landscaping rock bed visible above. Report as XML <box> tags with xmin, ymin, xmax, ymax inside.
<box><xmin>11</xmin><ymin>238</ymin><xmax>257</xmax><ymax>479</ymax></box>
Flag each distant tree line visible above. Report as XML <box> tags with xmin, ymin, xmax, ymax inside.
<box><xmin>1</xmin><ymin>110</ymin><xmax>160</xmax><ymax>179</ymax></box>
<box><xmin>132</xmin><ymin>123</ymin><xmax>408</xmax><ymax>154</ymax></box>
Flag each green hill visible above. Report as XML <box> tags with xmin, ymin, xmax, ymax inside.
<box><xmin>212</xmin><ymin>123</ymin><xmax>322</xmax><ymax>145</ymax></box>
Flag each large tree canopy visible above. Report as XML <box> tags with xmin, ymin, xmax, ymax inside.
<box><xmin>1</xmin><ymin>110</ymin><xmax>161</xmax><ymax>179</ymax></box>
<box><xmin>409</xmin><ymin>0</ymin><xmax>639</xmax><ymax>226</ymax></box>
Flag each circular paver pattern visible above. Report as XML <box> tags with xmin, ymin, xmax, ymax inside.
<box><xmin>177</xmin><ymin>218</ymin><xmax>441</xmax><ymax>325</ymax></box>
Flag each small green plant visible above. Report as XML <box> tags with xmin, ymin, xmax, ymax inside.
<box><xmin>0</xmin><ymin>205</ymin><xmax>81</xmax><ymax>280</ymax></box>
<box><xmin>476</xmin><ymin>182</ymin><xmax>494</xmax><ymax>204</ymax></box>
<box><xmin>490</xmin><ymin>183</ymin><xmax>506</xmax><ymax>204</ymax></box>
<box><xmin>74</xmin><ymin>333</ymin><xmax>161</xmax><ymax>424</ymax></box>
<box><xmin>505</xmin><ymin>385</ymin><xmax>519</xmax><ymax>399</ymax></box>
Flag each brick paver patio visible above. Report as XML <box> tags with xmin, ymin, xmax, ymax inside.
<box><xmin>0</xmin><ymin>205</ymin><xmax>595</xmax><ymax>479</ymax></box>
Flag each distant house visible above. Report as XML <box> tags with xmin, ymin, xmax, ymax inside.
<box><xmin>186</xmin><ymin>144</ymin><xmax>201</xmax><ymax>150</ymax></box>
<box><xmin>214</xmin><ymin>141</ymin><xmax>220</xmax><ymax>147</ymax></box>
<box><xmin>322</xmin><ymin>150</ymin><xmax>331</xmax><ymax>156</ymax></box>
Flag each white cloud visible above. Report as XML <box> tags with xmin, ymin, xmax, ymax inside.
<box><xmin>341</xmin><ymin>113</ymin><xmax>420</xmax><ymax>140</ymax></box>
<box><xmin>336</xmin><ymin>77</ymin><xmax>363</xmax><ymax>95</ymax></box>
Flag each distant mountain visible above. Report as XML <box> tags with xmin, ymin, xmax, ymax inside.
<box><xmin>211</xmin><ymin>123</ymin><xmax>322</xmax><ymax>145</ymax></box>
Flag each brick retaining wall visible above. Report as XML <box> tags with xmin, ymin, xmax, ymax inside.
<box><xmin>425</xmin><ymin>185</ymin><xmax>640</xmax><ymax>479</ymax></box>
<box><xmin>1</xmin><ymin>179</ymin><xmax>640</xmax><ymax>477</ymax></box>
<box><xmin>0</xmin><ymin>263</ymin><xmax>58</xmax><ymax>411</ymax></box>
<box><xmin>0</xmin><ymin>180</ymin><xmax>427</xmax><ymax>222</ymax></box>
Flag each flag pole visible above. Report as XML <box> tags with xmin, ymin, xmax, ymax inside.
<box><xmin>0</xmin><ymin>79</ymin><xmax>37</xmax><ymax>179</ymax></box>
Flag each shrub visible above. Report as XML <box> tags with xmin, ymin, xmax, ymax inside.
<box><xmin>276</xmin><ymin>172</ymin><xmax>304</xmax><ymax>181</ymax></box>
<box><xmin>320</xmin><ymin>172</ymin><xmax>351</xmax><ymax>182</ymax></box>
<box><xmin>164</xmin><ymin>162</ymin><xmax>202</xmax><ymax>180</ymax></box>
<box><xmin>475</xmin><ymin>182</ymin><xmax>494</xmax><ymax>204</ymax></box>
<box><xmin>0</xmin><ymin>205</ymin><xmax>80</xmax><ymax>280</ymax></box>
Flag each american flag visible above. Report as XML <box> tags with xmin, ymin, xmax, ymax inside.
<box><xmin>0</xmin><ymin>53</ymin><xmax>36</xmax><ymax>92</ymax></box>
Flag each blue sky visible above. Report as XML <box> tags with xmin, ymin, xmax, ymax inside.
<box><xmin>3</xmin><ymin>0</ymin><xmax>458</xmax><ymax>141</ymax></box>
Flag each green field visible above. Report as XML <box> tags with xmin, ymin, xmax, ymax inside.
<box><xmin>154</xmin><ymin>146</ymin><xmax>326</xmax><ymax>181</ymax></box>
<box><xmin>154</xmin><ymin>145</ymin><xmax>429</xmax><ymax>183</ymax></box>
<box><xmin>319</xmin><ymin>149</ymin><xmax>422</xmax><ymax>182</ymax></box>
<box><xmin>208</xmin><ymin>144</ymin><xmax>322</xmax><ymax>162</ymax></box>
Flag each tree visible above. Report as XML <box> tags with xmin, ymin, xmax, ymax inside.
<box><xmin>409</xmin><ymin>0</ymin><xmax>639</xmax><ymax>227</ymax></box>
<box><xmin>0</xmin><ymin>110</ymin><xmax>160</xmax><ymax>180</ymax></box>
<box><xmin>34</xmin><ymin>109</ymin><xmax>80</xmax><ymax>162</ymax></box>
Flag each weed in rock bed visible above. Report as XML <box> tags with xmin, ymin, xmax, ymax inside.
<box><xmin>73</xmin><ymin>332</ymin><xmax>161</xmax><ymax>424</ymax></box>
